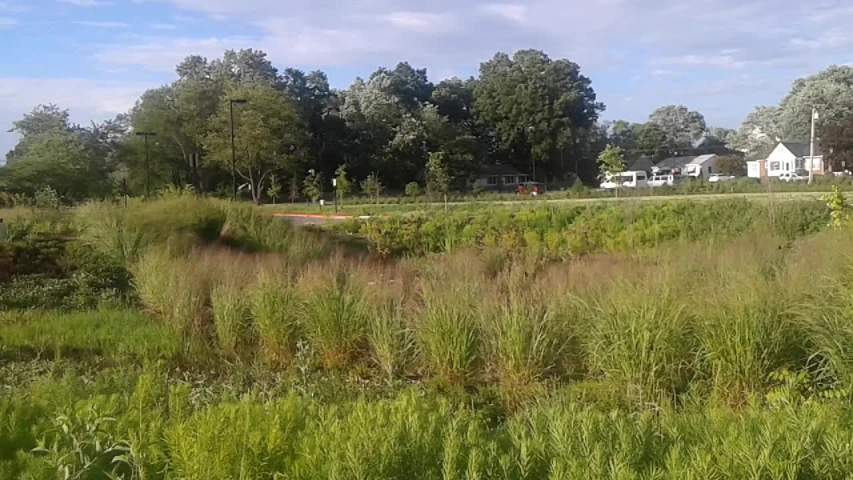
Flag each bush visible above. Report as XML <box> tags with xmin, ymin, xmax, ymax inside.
<box><xmin>404</xmin><ymin>182</ymin><xmax>422</xmax><ymax>197</ymax></box>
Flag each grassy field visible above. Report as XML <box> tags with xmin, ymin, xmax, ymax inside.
<box><xmin>3</xmin><ymin>194</ymin><xmax>853</xmax><ymax>478</ymax></box>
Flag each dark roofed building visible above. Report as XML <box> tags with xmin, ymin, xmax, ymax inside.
<box><xmin>654</xmin><ymin>156</ymin><xmax>697</xmax><ymax>170</ymax></box>
<box><xmin>472</xmin><ymin>164</ymin><xmax>530</xmax><ymax>190</ymax></box>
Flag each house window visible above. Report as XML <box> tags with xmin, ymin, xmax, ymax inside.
<box><xmin>504</xmin><ymin>175</ymin><xmax>517</xmax><ymax>185</ymax></box>
<box><xmin>487</xmin><ymin>176</ymin><xmax>498</xmax><ymax>186</ymax></box>
<box><xmin>769</xmin><ymin>161</ymin><xmax>780</xmax><ymax>171</ymax></box>
<box><xmin>795</xmin><ymin>159</ymin><xmax>805</xmax><ymax>170</ymax></box>
<box><xmin>707</xmin><ymin>166</ymin><xmax>713</xmax><ymax>174</ymax></box>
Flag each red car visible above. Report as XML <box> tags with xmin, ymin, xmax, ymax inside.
<box><xmin>516</xmin><ymin>182</ymin><xmax>545</xmax><ymax>195</ymax></box>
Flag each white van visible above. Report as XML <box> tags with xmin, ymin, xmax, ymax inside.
<box><xmin>648</xmin><ymin>174</ymin><xmax>682</xmax><ymax>188</ymax></box>
<box><xmin>601</xmin><ymin>171</ymin><xmax>648</xmax><ymax>189</ymax></box>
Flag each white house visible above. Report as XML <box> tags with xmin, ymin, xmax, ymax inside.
<box><xmin>653</xmin><ymin>154</ymin><xmax>718</xmax><ymax>179</ymax></box>
<box><xmin>684</xmin><ymin>154</ymin><xmax>719</xmax><ymax>179</ymax></box>
<box><xmin>761</xmin><ymin>142</ymin><xmax>823</xmax><ymax>178</ymax></box>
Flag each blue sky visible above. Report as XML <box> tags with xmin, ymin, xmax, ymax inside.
<box><xmin>2</xmin><ymin>0</ymin><xmax>853</xmax><ymax>155</ymax></box>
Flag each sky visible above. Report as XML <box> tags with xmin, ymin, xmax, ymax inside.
<box><xmin>2</xmin><ymin>0</ymin><xmax>853</xmax><ymax>156</ymax></box>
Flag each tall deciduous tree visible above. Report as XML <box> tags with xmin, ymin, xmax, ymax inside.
<box><xmin>647</xmin><ymin>105</ymin><xmax>707</xmax><ymax>150</ymax></box>
<box><xmin>778</xmin><ymin>65</ymin><xmax>853</xmax><ymax>141</ymax></box>
<box><xmin>473</xmin><ymin>49</ymin><xmax>604</xmax><ymax>182</ymax></box>
<box><xmin>728</xmin><ymin>106</ymin><xmax>780</xmax><ymax>154</ymax></box>
<box><xmin>204</xmin><ymin>83</ymin><xmax>305</xmax><ymax>204</ymax></box>
<box><xmin>821</xmin><ymin>117</ymin><xmax>853</xmax><ymax>172</ymax></box>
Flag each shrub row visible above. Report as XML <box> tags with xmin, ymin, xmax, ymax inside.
<box><xmin>348</xmin><ymin>199</ymin><xmax>829</xmax><ymax>257</ymax></box>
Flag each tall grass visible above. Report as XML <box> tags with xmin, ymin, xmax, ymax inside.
<box><xmin>249</xmin><ymin>267</ymin><xmax>300</xmax><ymax>365</ymax></box>
<box><xmin>481</xmin><ymin>282</ymin><xmax>569</xmax><ymax>405</ymax></box>
<box><xmin>417</xmin><ymin>290</ymin><xmax>481</xmax><ymax>385</ymax></box>
<box><xmin>210</xmin><ymin>277</ymin><xmax>250</xmax><ymax>357</ymax></box>
<box><xmin>581</xmin><ymin>286</ymin><xmax>696</xmax><ymax>403</ymax></box>
<box><xmin>131</xmin><ymin>248</ymin><xmax>210</xmax><ymax>335</ymax></box>
<box><xmin>298</xmin><ymin>262</ymin><xmax>369</xmax><ymax>370</ymax></box>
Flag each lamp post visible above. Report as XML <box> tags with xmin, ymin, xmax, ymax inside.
<box><xmin>809</xmin><ymin>107</ymin><xmax>819</xmax><ymax>185</ymax></box>
<box><xmin>229</xmin><ymin>99</ymin><xmax>248</xmax><ymax>200</ymax></box>
<box><xmin>135</xmin><ymin>131</ymin><xmax>156</xmax><ymax>197</ymax></box>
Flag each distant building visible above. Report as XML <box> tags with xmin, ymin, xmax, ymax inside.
<box><xmin>747</xmin><ymin>142</ymin><xmax>823</xmax><ymax>179</ymax></box>
<box><xmin>471</xmin><ymin>164</ymin><xmax>530</xmax><ymax>190</ymax></box>
<box><xmin>653</xmin><ymin>154</ymin><xmax>719</xmax><ymax>179</ymax></box>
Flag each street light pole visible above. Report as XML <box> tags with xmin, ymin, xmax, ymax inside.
<box><xmin>135</xmin><ymin>131</ymin><xmax>156</xmax><ymax>197</ymax></box>
<box><xmin>229</xmin><ymin>99</ymin><xmax>248</xmax><ymax>200</ymax></box>
<box><xmin>527</xmin><ymin>126</ymin><xmax>536</xmax><ymax>182</ymax></box>
<box><xmin>809</xmin><ymin>107</ymin><xmax>818</xmax><ymax>185</ymax></box>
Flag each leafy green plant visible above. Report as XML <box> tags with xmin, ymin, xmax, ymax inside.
<box><xmin>266</xmin><ymin>173</ymin><xmax>282</xmax><ymax>204</ymax></box>
<box><xmin>405</xmin><ymin>182</ymin><xmax>422</xmax><ymax>197</ymax></box>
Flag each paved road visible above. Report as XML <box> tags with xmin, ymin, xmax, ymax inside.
<box><xmin>273</xmin><ymin>213</ymin><xmax>367</xmax><ymax>225</ymax></box>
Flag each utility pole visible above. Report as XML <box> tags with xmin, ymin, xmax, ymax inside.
<box><xmin>229</xmin><ymin>99</ymin><xmax>248</xmax><ymax>200</ymax></box>
<box><xmin>135</xmin><ymin>131</ymin><xmax>157</xmax><ymax>197</ymax></box>
<box><xmin>809</xmin><ymin>107</ymin><xmax>818</xmax><ymax>185</ymax></box>
<box><xmin>527</xmin><ymin>126</ymin><xmax>536</xmax><ymax>182</ymax></box>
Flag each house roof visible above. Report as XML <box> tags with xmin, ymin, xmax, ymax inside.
<box><xmin>689</xmin><ymin>154</ymin><xmax>717</xmax><ymax>166</ymax></box>
<box><xmin>479</xmin><ymin>164</ymin><xmax>524</xmax><ymax>177</ymax></box>
<box><xmin>655</xmin><ymin>156</ymin><xmax>696</xmax><ymax>169</ymax></box>
<box><xmin>627</xmin><ymin>155</ymin><xmax>654</xmax><ymax>172</ymax></box>
<box><xmin>781</xmin><ymin>141</ymin><xmax>822</xmax><ymax>158</ymax></box>
<box><xmin>746</xmin><ymin>145</ymin><xmax>775</xmax><ymax>161</ymax></box>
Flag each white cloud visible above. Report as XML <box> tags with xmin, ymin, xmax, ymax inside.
<box><xmin>382</xmin><ymin>11</ymin><xmax>457</xmax><ymax>33</ymax></box>
<box><xmin>74</xmin><ymin>20</ymin><xmax>131</xmax><ymax>28</ymax></box>
<box><xmin>0</xmin><ymin>77</ymin><xmax>148</xmax><ymax>156</ymax></box>
<box><xmin>57</xmin><ymin>0</ymin><xmax>112</xmax><ymax>6</ymax></box>
<box><xmin>480</xmin><ymin>3</ymin><xmax>527</xmax><ymax>23</ymax></box>
<box><xmin>0</xmin><ymin>16</ymin><xmax>17</xmax><ymax>26</ymax></box>
<box><xmin>150</xmin><ymin>23</ymin><xmax>178</xmax><ymax>30</ymax></box>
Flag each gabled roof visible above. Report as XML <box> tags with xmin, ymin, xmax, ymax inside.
<box><xmin>479</xmin><ymin>164</ymin><xmax>524</xmax><ymax>176</ymax></box>
<box><xmin>780</xmin><ymin>142</ymin><xmax>822</xmax><ymax>158</ymax></box>
<box><xmin>627</xmin><ymin>155</ymin><xmax>654</xmax><ymax>172</ymax></box>
<box><xmin>655</xmin><ymin>156</ymin><xmax>696</xmax><ymax>169</ymax></box>
<box><xmin>689</xmin><ymin>154</ymin><xmax>717</xmax><ymax>166</ymax></box>
<box><xmin>746</xmin><ymin>144</ymin><xmax>775</xmax><ymax>161</ymax></box>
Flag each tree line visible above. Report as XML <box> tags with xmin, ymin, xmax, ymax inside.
<box><xmin>3</xmin><ymin>48</ymin><xmax>852</xmax><ymax>204</ymax></box>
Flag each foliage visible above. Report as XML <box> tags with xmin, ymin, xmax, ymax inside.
<box><xmin>823</xmin><ymin>185</ymin><xmax>850</xmax><ymax>227</ymax></box>
<box><xmin>334</xmin><ymin>164</ymin><xmax>352</xmax><ymax>204</ymax></box>
<box><xmin>203</xmin><ymin>83</ymin><xmax>305</xmax><ymax>204</ymax></box>
<box><xmin>473</xmin><ymin>49</ymin><xmax>604</xmax><ymax>181</ymax></box>
<box><xmin>715</xmin><ymin>155</ymin><xmax>746</xmax><ymax>176</ymax></box>
<box><xmin>597</xmin><ymin>145</ymin><xmax>625</xmax><ymax>179</ymax></box>
<box><xmin>266</xmin><ymin>173</ymin><xmax>282</xmax><ymax>204</ymax></box>
<box><xmin>302</xmin><ymin>171</ymin><xmax>323</xmax><ymax>203</ymax></box>
<box><xmin>360</xmin><ymin>173</ymin><xmax>383</xmax><ymax>203</ymax></box>
<box><xmin>647</xmin><ymin>104</ymin><xmax>707</xmax><ymax>150</ymax></box>
<box><xmin>404</xmin><ymin>181</ymin><xmax>422</xmax><ymax>197</ymax></box>
<box><xmin>426</xmin><ymin>151</ymin><xmax>450</xmax><ymax>200</ymax></box>
<box><xmin>820</xmin><ymin>116</ymin><xmax>853</xmax><ymax>172</ymax></box>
